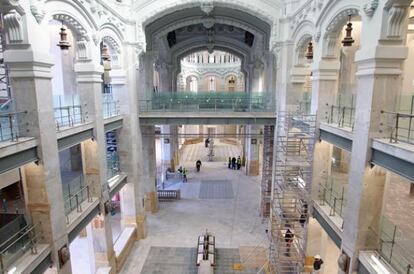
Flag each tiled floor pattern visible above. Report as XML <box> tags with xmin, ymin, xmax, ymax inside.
<box><xmin>140</xmin><ymin>247</ymin><xmax>259</xmax><ymax>274</ymax></box>
<box><xmin>120</xmin><ymin>161</ymin><xmax>267</xmax><ymax>273</ymax></box>
<box><xmin>199</xmin><ymin>180</ymin><xmax>234</xmax><ymax>199</ymax></box>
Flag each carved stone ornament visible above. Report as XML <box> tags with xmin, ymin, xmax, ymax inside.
<box><xmin>364</xmin><ymin>0</ymin><xmax>379</xmax><ymax>17</ymax></box>
<box><xmin>30</xmin><ymin>0</ymin><xmax>46</xmax><ymax>23</ymax></box>
<box><xmin>3</xmin><ymin>9</ymin><xmax>23</xmax><ymax>43</ymax></box>
<box><xmin>314</xmin><ymin>31</ymin><xmax>321</xmax><ymax>42</ymax></box>
<box><xmin>201</xmin><ymin>1</ymin><xmax>214</xmax><ymax>16</ymax></box>
<box><xmin>386</xmin><ymin>3</ymin><xmax>409</xmax><ymax>38</ymax></box>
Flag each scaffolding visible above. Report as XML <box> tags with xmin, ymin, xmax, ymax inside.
<box><xmin>269</xmin><ymin>113</ymin><xmax>316</xmax><ymax>274</ymax></box>
<box><xmin>261</xmin><ymin>125</ymin><xmax>274</xmax><ymax>218</ymax></box>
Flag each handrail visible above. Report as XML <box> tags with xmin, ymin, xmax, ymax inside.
<box><xmin>0</xmin><ymin>224</ymin><xmax>37</xmax><ymax>253</ymax></box>
<box><xmin>0</xmin><ymin>110</ymin><xmax>28</xmax><ymax>117</ymax></box>
<box><xmin>64</xmin><ymin>182</ymin><xmax>93</xmax><ymax>222</ymax></box>
<box><xmin>327</xmin><ymin>104</ymin><xmax>355</xmax><ymax>130</ymax></box>
<box><xmin>368</xmin><ymin>219</ymin><xmax>414</xmax><ymax>274</ymax></box>
<box><xmin>381</xmin><ymin>110</ymin><xmax>414</xmax><ymax>144</ymax></box>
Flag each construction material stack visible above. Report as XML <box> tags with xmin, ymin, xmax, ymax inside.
<box><xmin>197</xmin><ymin>231</ymin><xmax>215</xmax><ymax>274</ymax></box>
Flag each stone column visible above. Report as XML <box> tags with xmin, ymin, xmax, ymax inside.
<box><xmin>75</xmin><ymin>62</ymin><xmax>116</xmax><ymax>271</ymax></box>
<box><xmin>117</xmin><ymin>45</ymin><xmax>147</xmax><ymax>240</ymax></box>
<box><xmin>141</xmin><ymin>125</ymin><xmax>158</xmax><ymax>213</ymax></box>
<box><xmin>339</xmin><ymin>1</ymin><xmax>412</xmax><ymax>269</ymax></box>
<box><xmin>310</xmin><ymin>60</ymin><xmax>340</xmax><ymax>197</ymax></box>
<box><xmin>4</xmin><ymin>17</ymin><xmax>71</xmax><ymax>273</ymax></box>
<box><xmin>246</xmin><ymin>125</ymin><xmax>260</xmax><ymax>176</ymax></box>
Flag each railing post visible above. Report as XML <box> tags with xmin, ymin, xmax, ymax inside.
<box><xmin>340</xmin><ymin>186</ymin><xmax>344</xmax><ymax>217</ymax></box>
<box><xmin>389</xmin><ymin>224</ymin><xmax>397</xmax><ymax>262</ymax></box>
<box><xmin>408</xmin><ymin>115</ymin><xmax>413</xmax><ymax>143</ymax></box>
<box><xmin>329</xmin><ymin>105</ymin><xmax>333</xmax><ymax>124</ymax></box>
<box><xmin>76</xmin><ymin>194</ymin><xmax>81</xmax><ymax>212</ymax></box>
<box><xmin>394</xmin><ymin>113</ymin><xmax>400</xmax><ymax>143</ymax></box>
<box><xmin>330</xmin><ymin>198</ymin><xmax>336</xmax><ymax>216</ymax></box>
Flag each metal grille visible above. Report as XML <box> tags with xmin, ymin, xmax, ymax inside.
<box><xmin>269</xmin><ymin>113</ymin><xmax>316</xmax><ymax>274</ymax></box>
<box><xmin>261</xmin><ymin>125</ymin><xmax>274</xmax><ymax>218</ymax></box>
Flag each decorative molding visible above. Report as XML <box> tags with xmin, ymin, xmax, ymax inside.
<box><xmin>53</xmin><ymin>14</ymin><xmax>90</xmax><ymax>41</ymax></box>
<box><xmin>102</xmin><ymin>36</ymin><xmax>121</xmax><ymax>54</ymax></box>
<box><xmin>30</xmin><ymin>0</ymin><xmax>46</xmax><ymax>24</ymax></box>
<box><xmin>3</xmin><ymin>9</ymin><xmax>23</xmax><ymax>43</ymax></box>
<box><xmin>200</xmin><ymin>1</ymin><xmax>214</xmax><ymax>16</ymax></box>
<box><xmin>314</xmin><ymin>30</ymin><xmax>321</xmax><ymax>42</ymax></box>
<box><xmin>76</xmin><ymin>40</ymin><xmax>90</xmax><ymax>61</ymax></box>
<box><xmin>363</xmin><ymin>0</ymin><xmax>379</xmax><ymax>17</ymax></box>
<box><xmin>386</xmin><ymin>4</ymin><xmax>409</xmax><ymax>38</ymax></box>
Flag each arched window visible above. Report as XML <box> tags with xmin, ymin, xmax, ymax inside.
<box><xmin>190</xmin><ymin>76</ymin><xmax>198</xmax><ymax>92</ymax></box>
<box><xmin>208</xmin><ymin>77</ymin><xmax>216</xmax><ymax>91</ymax></box>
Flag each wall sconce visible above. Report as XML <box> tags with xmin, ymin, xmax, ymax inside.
<box><xmin>305</xmin><ymin>41</ymin><xmax>313</xmax><ymax>61</ymax></box>
<box><xmin>342</xmin><ymin>15</ymin><xmax>355</xmax><ymax>47</ymax></box>
<box><xmin>57</xmin><ymin>22</ymin><xmax>71</xmax><ymax>51</ymax></box>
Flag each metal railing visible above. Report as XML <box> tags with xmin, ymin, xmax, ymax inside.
<box><xmin>0</xmin><ymin>111</ymin><xmax>27</xmax><ymax>142</ymax></box>
<box><xmin>106</xmin><ymin>152</ymin><xmax>120</xmax><ymax>180</ymax></box>
<box><xmin>297</xmin><ymin>100</ymin><xmax>311</xmax><ymax>114</ymax></box>
<box><xmin>54</xmin><ymin>95</ymin><xmax>85</xmax><ymax>131</ymax></box>
<box><xmin>369</xmin><ymin>217</ymin><xmax>414</xmax><ymax>274</ymax></box>
<box><xmin>317</xmin><ymin>173</ymin><xmax>347</xmax><ymax>221</ymax></box>
<box><xmin>63</xmin><ymin>174</ymin><xmax>93</xmax><ymax>220</ymax></box>
<box><xmin>138</xmin><ymin>91</ymin><xmax>275</xmax><ymax>112</ymax></box>
<box><xmin>382</xmin><ymin>111</ymin><xmax>414</xmax><ymax>145</ymax></box>
<box><xmin>0</xmin><ymin>224</ymin><xmax>40</xmax><ymax>273</ymax></box>
<box><xmin>102</xmin><ymin>94</ymin><xmax>120</xmax><ymax>119</ymax></box>
<box><xmin>327</xmin><ymin>105</ymin><xmax>355</xmax><ymax>130</ymax></box>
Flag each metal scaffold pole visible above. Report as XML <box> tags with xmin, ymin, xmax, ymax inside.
<box><xmin>269</xmin><ymin>112</ymin><xmax>316</xmax><ymax>274</ymax></box>
<box><xmin>261</xmin><ymin>125</ymin><xmax>274</xmax><ymax>218</ymax></box>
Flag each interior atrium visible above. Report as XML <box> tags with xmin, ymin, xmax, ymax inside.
<box><xmin>0</xmin><ymin>0</ymin><xmax>413</xmax><ymax>274</ymax></box>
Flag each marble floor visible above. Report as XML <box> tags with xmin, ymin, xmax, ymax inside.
<box><xmin>120</xmin><ymin>161</ymin><xmax>268</xmax><ymax>274</ymax></box>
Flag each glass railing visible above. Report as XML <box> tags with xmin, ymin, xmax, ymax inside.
<box><xmin>0</xmin><ymin>223</ymin><xmax>40</xmax><ymax>273</ymax></box>
<box><xmin>317</xmin><ymin>173</ymin><xmax>348</xmax><ymax>220</ymax></box>
<box><xmin>370</xmin><ymin>216</ymin><xmax>414</xmax><ymax>274</ymax></box>
<box><xmin>102</xmin><ymin>94</ymin><xmax>120</xmax><ymax>119</ymax></box>
<box><xmin>297</xmin><ymin>100</ymin><xmax>311</xmax><ymax>114</ymax></box>
<box><xmin>381</xmin><ymin>111</ymin><xmax>414</xmax><ymax>144</ymax></box>
<box><xmin>0</xmin><ymin>111</ymin><xmax>28</xmax><ymax>142</ymax></box>
<box><xmin>62</xmin><ymin>174</ymin><xmax>93</xmax><ymax>218</ymax></box>
<box><xmin>53</xmin><ymin>95</ymin><xmax>85</xmax><ymax>131</ymax></box>
<box><xmin>138</xmin><ymin>91</ymin><xmax>275</xmax><ymax>112</ymax></box>
<box><xmin>326</xmin><ymin>93</ymin><xmax>356</xmax><ymax>130</ymax></box>
<box><xmin>106</xmin><ymin>151</ymin><xmax>120</xmax><ymax>180</ymax></box>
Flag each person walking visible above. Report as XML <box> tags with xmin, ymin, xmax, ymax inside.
<box><xmin>236</xmin><ymin>156</ymin><xmax>241</xmax><ymax>170</ymax></box>
<box><xmin>231</xmin><ymin>157</ymin><xmax>236</xmax><ymax>170</ymax></box>
<box><xmin>284</xmin><ymin>229</ymin><xmax>294</xmax><ymax>257</ymax></box>
<box><xmin>183</xmin><ymin>168</ymin><xmax>188</xmax><ymax>183</ymax></box>
<box><xmin>196</xmin><ymin>160</ymin><xmax>202</xmax><ymax>172</ymax></box>
<box><xmin>228</xmin><ymin>157</ymin><xmax>232</xmax><ymax>169</ymax></box>
<box><xmin>313</xmin><ymin>255</ymin><xmax>324</xmax><ymax>273</ymax></box>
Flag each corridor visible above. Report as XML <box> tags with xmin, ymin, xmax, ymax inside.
<box><xmin>120</xmin><ymin>161</ymin><xmax>268</xmax><ymax>273</ymax></box>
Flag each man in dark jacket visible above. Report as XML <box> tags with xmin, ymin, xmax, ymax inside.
<box><xmin>313</xmin><ymin>254</ymin><xmax>324</xmax><ymax>273</ymax></box>
<box><xmin>231</xmin><ymin>157</ymin><xmax>236</xmax><ymax>170</ymax></box>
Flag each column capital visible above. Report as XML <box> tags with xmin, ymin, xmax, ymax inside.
<box><xmin>74</xmin><ymin>62</ymin><xmax>104</xmax><ymax>83</ymax></box>
<box><xmin>4</xmin><ymin>49</ymin><xmax>54</xmax><ymax>78</ymax></box>
<box><xmin>355</xmin><ymin>45</ymin><xmax>408</xmax><ymax>76</ymax></box>
<box><xmin>311</xmin><ymin>59</ymin><xmax>340</xmax><ymax>81</ymax></box>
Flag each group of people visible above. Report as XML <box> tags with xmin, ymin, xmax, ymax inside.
<box><xmin>228</xmin><ymin>156</ymin><xmax>241</xmax><ymax>170</ymax></box>
<box><xmin>177</xmin><ymin>166</ymin><xmax>188</xmax><ymax>182</ymax></box>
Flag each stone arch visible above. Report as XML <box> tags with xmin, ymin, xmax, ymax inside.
<box><xmin>99</xmin><ymin>27</ymin><xmax>124</xmax><ymax>68</ymax></box>
<box><xmin>321</xmin><ymin>7</ymin><xmax>361</xmax><ymax>58</ymax></box>
<box><xmin>295</xmin><ymin>34</ymin><xmax>313</xmax><ymax>66</ymax></box>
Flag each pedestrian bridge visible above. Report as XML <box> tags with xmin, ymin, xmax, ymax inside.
<box><xmin>138</xmin><ymin>91</ymin><xmax>276</xmax><ymax>125</ymax></box>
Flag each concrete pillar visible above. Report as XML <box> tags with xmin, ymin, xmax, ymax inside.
<box><xmin>75</xmin><ymin>62</ymin><xmax>116</xmax><ymax>271</ymax></box>
<box><xmin>246</xmin><ymin>125</ymin><xmax>260</xmax><ymax>176</ymax></box>
<box><xmin>341</xmin><ymin>35</ymin><xmax>409</xmax><ymax>274</ymax></box>
<box><xmin>310</xmin><ymin>61</ymin><xmax>340</xmax><ymax>198</ymax></box>
<box><xmin>117</xmin><ymin>45</ymin><xmax>146</xmax><ymax>240</ymax></box>
<box><xmin>4</xmin><ymin>21</ymin><xmax>71</xmax><ymax>273</ymax></box>
<box><xmin>141</xmin><ymin>125</ymin><xmax>158</xmax><ymax>213</ymax></box>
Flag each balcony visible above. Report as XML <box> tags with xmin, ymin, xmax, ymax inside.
<box><xmin>325</xmin><ymin>94</ymin><xmax>356</xmax><ymax>131</ymax></box>
<box><xmin>368</xmin><ymin>216</ymin><xmax>414</xmax><ymax>274</ymax></box>
<box><xmin>103</xmin><ymin>94</ymin><xmax>120</xmax><ymax>119</ymax></box>
<box><xmin>138</xmin><ymin>91</ymin><xmax>275</xmax><ymax>113</ymax></box>
<box><xmin>54</xmin><ymin>95</ymin><xmax>86</xmax><ymax>131</ymax></box>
